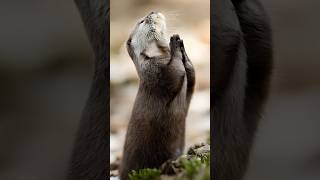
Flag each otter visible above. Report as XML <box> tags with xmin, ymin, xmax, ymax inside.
<box><xmin>212</xmin><ymin>0</ymin><xmax>273</xmax><ymax>180</ymax></box>
<box><xmin>119</xmin><ymin>12</ymin><xmax>195</xmax><ymax>180</ymax></box>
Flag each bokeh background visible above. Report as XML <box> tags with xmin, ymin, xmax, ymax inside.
<box><xmin>110</xmin><ymin>0</ymin><xmax>210</xmax><ymax>166</ymax></box>
<box><xmin>246</xmin><ymin>1</ymin><xmax>320</xmax><ymax>180</ymax></box>
<box><xmin>0</xmin><ymin>0</ymin><xmax>319</xmax><ymax>180</ymax></box>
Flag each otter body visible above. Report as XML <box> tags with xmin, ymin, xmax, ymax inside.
<box><xmin>120</xmin><ymin>12</ymin><xmax>195</xmax><ymax>179</ymax></box>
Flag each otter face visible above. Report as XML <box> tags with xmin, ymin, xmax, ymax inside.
<box><xmin>127</xmin><ymin>12</ymin><xmax>169</xmax><ymax>65</ymax></box>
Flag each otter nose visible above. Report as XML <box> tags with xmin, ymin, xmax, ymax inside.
<box><xmin>150</xmin><ymin>11</ymin><xmax>157</xmax><ymax>15</ymax></box>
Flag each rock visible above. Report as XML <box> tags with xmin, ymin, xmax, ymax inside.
<box><xmin>187</xmin><ymin>143</ymin><xmax>210</xmax><ymax>157</ymax></box>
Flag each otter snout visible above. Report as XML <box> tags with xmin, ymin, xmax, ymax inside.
<box><xmin>127</xmin><ymin>12</ymin><xmax>168</xmax><ymax>61</ymax></box>
<box><xmin>144</xmin><ymin>12</ymin><xmax>165</xmax><ymax>24</ymax></box>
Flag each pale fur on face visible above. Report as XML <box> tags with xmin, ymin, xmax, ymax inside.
<box><xmin>129</xmin><ymin>12</ymin><xmax>169</xmax><ymax>58</ymax></box>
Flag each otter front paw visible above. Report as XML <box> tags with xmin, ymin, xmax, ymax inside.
<box><xmin>169</xmin><ymin>34</ymin><xmax>183</xmax><ymax>61</ymax></box>
<box><xmin>179</xmin><ymin>40</ymin><xmax>195</xmax><ymax>98</ymax></box>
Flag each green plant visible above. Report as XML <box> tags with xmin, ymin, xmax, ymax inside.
<box><xmin>181</xmin><ymin>158</ymin><xmax>203</xmax><ymax>178</ymax></box>
<box><xmin>129</xmin><ymin>168</ymin><xmax>161</xmax><ymax>180</ymax></box>
<box><xmin>127</xmin><ymin>143</ymin><xmax>211</xmax><ymax>180</ymax></box>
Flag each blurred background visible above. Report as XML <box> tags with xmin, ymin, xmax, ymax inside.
<box><xmin>110</xmin><ymin>0</ymin><xmax>210</xmax><ymax>166</ymax></box>
<box><xmin>0</xmin><ymin>0</ymin><xmax>319</xmax><ymax>180</ymax></box>
<box><xmin>246</xmin><ymin>1</ymin><xmax>320</xmax><ymax>180</ymax></box>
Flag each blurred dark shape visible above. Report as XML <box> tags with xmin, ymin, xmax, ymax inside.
<box><xmin>0</xmin><ymin>1</ymin><xmax>93</xmax><ymax>180</ymax></box>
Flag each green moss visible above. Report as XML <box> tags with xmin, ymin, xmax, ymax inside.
<box><xmin>128</xmin><ymin>143</ymin><xmax>210</xmax><ymax>180</ymax></box>
<box><xmin>181</xmin><ymin>158</ymin><xmax>203</xmax><ymax>178</ymax></box>
<box><xmin>180</xmin><ymin>153</ymin><xmax>210</xmax><ymax>180</ymax></box>
<box><xmin>129</xmin><ymin>168</ymin><xmax>161</xmax><ymax>180</ymax></box>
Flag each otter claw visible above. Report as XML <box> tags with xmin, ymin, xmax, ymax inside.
<box><xmin>170</xmin><ymin>34</ymin><xmax>180</xmax><ymax>42</ymax></box>
<box><xmin>179</xmin><ymin>40</ymin><xmax>184</xmax><ymax>49</ymax></box>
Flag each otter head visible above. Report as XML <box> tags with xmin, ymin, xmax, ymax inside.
<box><xmin>127</xmin><ymin>12</ymin><xmax>170</xmax><ymax>73</ymax></box>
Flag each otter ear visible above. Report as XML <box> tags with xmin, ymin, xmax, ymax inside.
<box><xmin>143</xmin><ymin>41</ymin><xmax>169</xmax><ymax>58</ymax></box>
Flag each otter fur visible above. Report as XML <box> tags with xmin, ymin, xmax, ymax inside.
<box><xmin>119</xmin><ymin>12</ymin><xmax>195</xmax><ymax>180</ymax></box>
<box><xmin>212</xmin><ymin>0</ymin><xmax>273</xmax><ymax>179</ymax></box>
